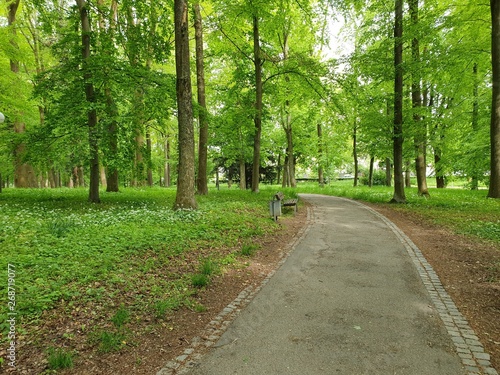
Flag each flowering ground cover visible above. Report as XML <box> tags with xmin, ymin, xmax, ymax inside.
<box><xmin>0</xmin><ymin>187</ymin><xmax>282</xmax><ymax>371</ymax></box>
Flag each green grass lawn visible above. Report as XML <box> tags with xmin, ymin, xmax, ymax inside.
<box><xmin>0</xmin><ymin>187</ymin><xmax>281</xmax><ymax>335</ymax></box>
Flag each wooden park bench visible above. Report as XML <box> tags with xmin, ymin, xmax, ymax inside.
<box><xmin>270</xmin><ymin>191</ymin><xmax>298</xmax><ymax>221</ymax></box>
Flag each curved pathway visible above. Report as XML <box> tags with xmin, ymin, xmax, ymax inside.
<box><xmin>158</xmin><ymin>194</ymin><xmax>497</xmax><ymax>375</ymax></box>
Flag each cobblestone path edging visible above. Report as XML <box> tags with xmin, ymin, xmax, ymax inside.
<box><xmin>353</xmin><ymin>199</ymin><xmax>498</xmax><ymax>375</ymax></box>
<box><xmin>156</xmin><ymin>206</ymin><xmax>314</xmax><ymax>375</ymax></box>
<box><xmin>157</xmin><ymin>197</ymin><xmax>498</xmax><ymax>375</ymax></box>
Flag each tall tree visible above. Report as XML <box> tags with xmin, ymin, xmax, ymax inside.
<box><xmin>9</xmin><ymin>0</ymin><xmax>37</xmax><ymax>188</ymax></box>
<box><xmin>174</xmin><ymin>0</ymin><xmax>197</xmax><ymax>209</ymax></box>
<box><xmin>76</xmin><ymin>0</ymin><xmax>100</xmax><ymax>203</ymax></box>
<box><xmin>489</xmin><ymin>0</ymin><xmax>500</xmax><ymax>198</ymax></box>
<box><xmin>251</xmin><ymin>14</ymin><xmax>263</xmax><ymax>193</ymax></box>
<box><xmin>391</xmin><ymin>0</ymin><xmax>406</xmax><ymax>203</ymax></box>
<box><xmin>409</xmin><ymin>0</ymin><xmax>429</xmax><ymax>197</ymax></box>
<box><xmin>194</xmin><ymin>2</ymin><xmax>209</xmax><ymax>195</ymax></box>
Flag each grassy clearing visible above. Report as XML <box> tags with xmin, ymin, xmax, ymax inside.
<box><xmin>0</xmin><ymin>187</ymin><xmax>279</xmax><ymax>339</ymax></box>
<box><xmin>295</xmin><ymin>181</ymin><xmax>500</xmax><ymax>245</ymax></box>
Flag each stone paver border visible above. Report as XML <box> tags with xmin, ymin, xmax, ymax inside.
<box><xmin>352</xmin><ymin>199</ymin><xmax>498</xmax><ymax>375</ymax></box>
<box><xmin>157</xmin><ymin>196</ymin><xmax>498</xmax><ymax>375</ymax></box>
<box><xmin>156</xmin><ymin>205</ymin><xmax>314</xmax><ymax>375</ymax></box>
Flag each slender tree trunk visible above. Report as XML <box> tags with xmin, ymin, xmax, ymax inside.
<box><xmin>410</xmin><ymin>0</ymin><xmax>429</xmax><ymax>198</ymax></box>
<box><xmin>490</xmin><ymin>0</ymin><xmax>500</xmax><ymax>197</ymax></box>
<box><xmin>405</xmin><ymin>160</ymin><xmax>412</xmax><ymax>188</ymax></box>
<box><xmin>277</xmin><ymin>153</ymin><xmax>281</xmax><ymax>185</ymax></box>
<box><xmin>369</xmin><ymin>156</ymin><xmax>374</xmax><ymax>187</ymax></box>
<box><xmin>146</xmin><ymin>129</ymin><xmax>153</xmax><ymax>187</ymax></box>
<box><xmin>391</xmin><ymin>0</ymin><xmax>406</xmax><ymax>203</ymax></box>
<box><xmin>285</xmin><ymin>125</ymin><xmax>296</xmax><ymax>188</ymax></box>
<box><xmin>174</xmin><ymin>0</ymin><xmax>197</xmax><ymax>209</ymax></box>
<box><xmin>318</xmin><ymin>124</ymin><xmax>324</xmax><ymax>187</ymax></box>
<box><xmin>100</xmin><ymin>0</ymin><xmax>119</xmax><ymax>192</ymax></box>
<box><xmin>282</xmin><ymin>154</ymin><xmax>289</xmax><ymax>188</ymax></box>
<box><xmin>239</xmin><ymin>158</ymin><xmax>246</xmax><ymax>190</ymax></box>
<box><xmin>194</xmin><ymin>3</ymin><xmax>209</xmax><ymax>195</ymax></box>
<box><xmin>385</xmin><ymin>157</ymin><xmax>392</xmax><ymax>187</ymax></box>
<box><xmin>9</xmin><ymin>0</ymin><xmax>37</xmax><ymax>188</ymax></box>
<box><xmin>105</xmin><ymin>86</ymin><xmax>119</xmax><ymax>192</ymax></box>
<box><xmin>471</xmin><ymin>63</ymin><xmax>480</xmax><ymax>190</ymax></box>
<box><xmin>251</xmin><ymin>15</ymin><xmax>263</xmax><ymax>193</ymax></box>
<box><xmin>100</xmin><ymin>166</ymin><xmax>107</xmax><ymax>187</ymax></box>
<box><xmin>353</xmin><ymin>121</ymin><xmax>358</xmax><ymax>187</ymax></box>
<box><xmin>434</xmin><ymin>149</ymin><xmax>446</xmax><ymax>188</ymax></box>
<box><xmin>76</xmin><ymin>0</ymin><xmax>100</xmax><ymax>202</ymax></box>
<box><xmin>164</xmin><ymin>137</ymin><xmax>171</xmax><ymax>187</ymax></box>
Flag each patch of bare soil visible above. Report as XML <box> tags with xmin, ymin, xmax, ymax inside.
<box><xmin>367</xmin><ymin>203</ymin><xmax>500</xmax><ymax>371</ymax></box>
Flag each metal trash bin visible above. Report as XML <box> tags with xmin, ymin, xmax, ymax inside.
<box><xmin>269</xmin><ymin>199</ymin><xmax>281</xmax><ymax>221</ymax></box>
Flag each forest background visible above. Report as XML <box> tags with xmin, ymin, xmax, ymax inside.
<box><xmin>0</xmin><ymin>0</ymin><xmax>499</xmax><ymax>203</ymax></box>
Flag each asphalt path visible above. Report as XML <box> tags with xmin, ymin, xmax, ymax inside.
<box><xmin>177</xmin><ymin>194</ymin><xmax>476</xmax><ymax>374</ymax></box>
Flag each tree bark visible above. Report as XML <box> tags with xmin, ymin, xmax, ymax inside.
<box><xmin>318</xmin><ymin>124</ymin><xmax>324</xmax><ymax>187</ymax></box>
<box><xmin>490</xmin><ymin>0</ymin><xmax>500</xmax><ymax>198</ymax></box>
<box><xmin>146</xmin><ymin>129</ymin><xmax>153</xmax><ymax>187</ymax></box>
<box><xmin>251</xmin><ymin>15</ymin><xmax>263</xmax><ymax>193</ymax></box>
<box><xmin>194</xmin><ymin>3</ymin><xmax>209</xmax><ymax>195</ymax></box>
<box><xmin>391</xmin><ymin>0</ymin><xmax>406</xmax><ymax>203</ymax></box>
<box><xmin>369</xmin><ymin>156</ymin><xmax>375</xmax><ymax>187</ymax></box>
<box><xmin>405</xmin><ymin>160</ymin><xmax>411</xmax><ymax>188</ymax></box>
<box><xmin>282</xmin><ymin>154</ymin><xmax>289</xmax><ymax>188</ymax></box>
<box><xmin>164</xmin><ymin>137</ymin><xmax>171</xmax><ymax>187</ymax></box>
<box><xmin>409</xmin><ymin>0</ymin><xmax>429</xmax><ymax>198</ymax></box>
<box><xmin>76</xmin><ymin>0</ymin><xmax>100</xmax><ymax>203</ymax></box>
<box><xmin>285</xmin><ymin>125</ymin><xmax>296</xmax><ymax>188</ymax></box>
<box><xmin>174</xmin><ymin>0</ymin><xmax>197</xmax><ymax>209</ymax></box>
<box><xmin>353</xmin><ymin>121</ymin><xmax>358</xmax><ymax>187</ymax></box>
<box><xmin>239</xmin><ymin>158</ymin><xmax>246</xmax><ymax>190</ymax></box>
<box><xmin>471</xmin><ymin>63</ymin><xmax>480</xmax><ymax>190</ymax></box>
<box><xmin>105</xmin><ymin>86</ymin><xmax>119</xmax><ymax>192</ymax></box>
<box><xmin>9</xmin><ymin>0</ymin><xmax>37</xmax><ymax>188</ymax></box>
<box><xmin>385</xmin><ymin>157</ymin><xmax>392</xmax><ymax>187</ymax></box>
<box><xmin>101</xmin><ymin>0</ymin><xmax>119</xmax><ymax>192</ymax></box>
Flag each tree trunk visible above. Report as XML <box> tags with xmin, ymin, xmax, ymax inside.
<box><xmin>282</xmin><ymin>154</ymin><xmax>289</xmax><ymax>188</ymax></box>
<box><xmin>100</xmin><ymin>166</ymin><xmax>107</xmax><ymax>187</ymax></box>
<box><xmin>194</xmin><ymin>3</ymin><xmax>209</xmax><ymax>195</ymax></box>
<box><xmin>105</xmin><ymin>86</ymin><xmax>119</xmax><ymax>192</ymax></box>
<box><xmin>285</xmin><ymin>125</ymin><xmax>296</xmax><ymax>188</ymax></box>
<box><xmin>164</xmin><ymin>137</ymin><xmax>171</xmax><ymax>187</ymax></box>
<box><xmin>405</xmin><ymin>160</ymin><xmax>412</xmax><ymax>188</ymax></box>
<box><xmin>239</xmin><ymin>158</ymin><xmax>246</xmax><ymax>190</ymax></box>
<box><xmin>385</xmin><ymin>157</ymin><xmax>392</xmax><ymax>187</ymax></box>
<box><xmin>146</xmin><ymin>129</ymin><xmax>153</xmax><ymax>187</ymax></box>
<box><xmin>353</xmin><ymin>121</ymin><xmax>358</xmax><ymax>187</ymax></box>
<box><xmin>410</xmin><ymin>0</ymin><xmax>429</xmax><ymax>198</ymax></box>
<box><xmin>76</xmin><ymin>0</ymin><xmax>100</xmax><ymax>203</ymax></box>
<box><xmin>277</xmin><ymin>153</ymin><xmax>282</xmax><ymax>185</ymax></box>
<box><xmin>318</xmin><ymin>124</ymin><xmax>324</xmax><ymax>187</ymax></box>
<box><xmin>471</xmin><ymin>63</ymin><xmax>480</xmax><ymax>190</ymax></box>
<box><xmin>391</xmin><ymin>0</ymin><xmax>406</xmax><ymax>203</ymax></box>
<box><xmin>490</xmin><ymin>0</ymin><xmax>500</xmax><ymax>198</ymax></box>
<box><xmin>174</xmin><ymin>0</ymin><xmax>197</xmax><ymax>209</ymax></box>
<box><xmin>103</xmin><ymin>1</ymin><xmax>119</xmax><ymax>192</ymax></box>
<box><xmin>369</xmin><ymin>156</ymin><xmax>375</xmax><ymax>187</ymax></box>
<box><xmin>9</xmin><ymin>0</ymin><xmax>37</xmax><ymax>188</ymax></box>
<box><xmin>251</xmin><ymin>15</ymin><xmax>263</xmax><ymax>193</ymax></box>
<box><xmin>434</xmin><ymin>150</ymin><xmax>446</xmax><ymax>188</ymax></box>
